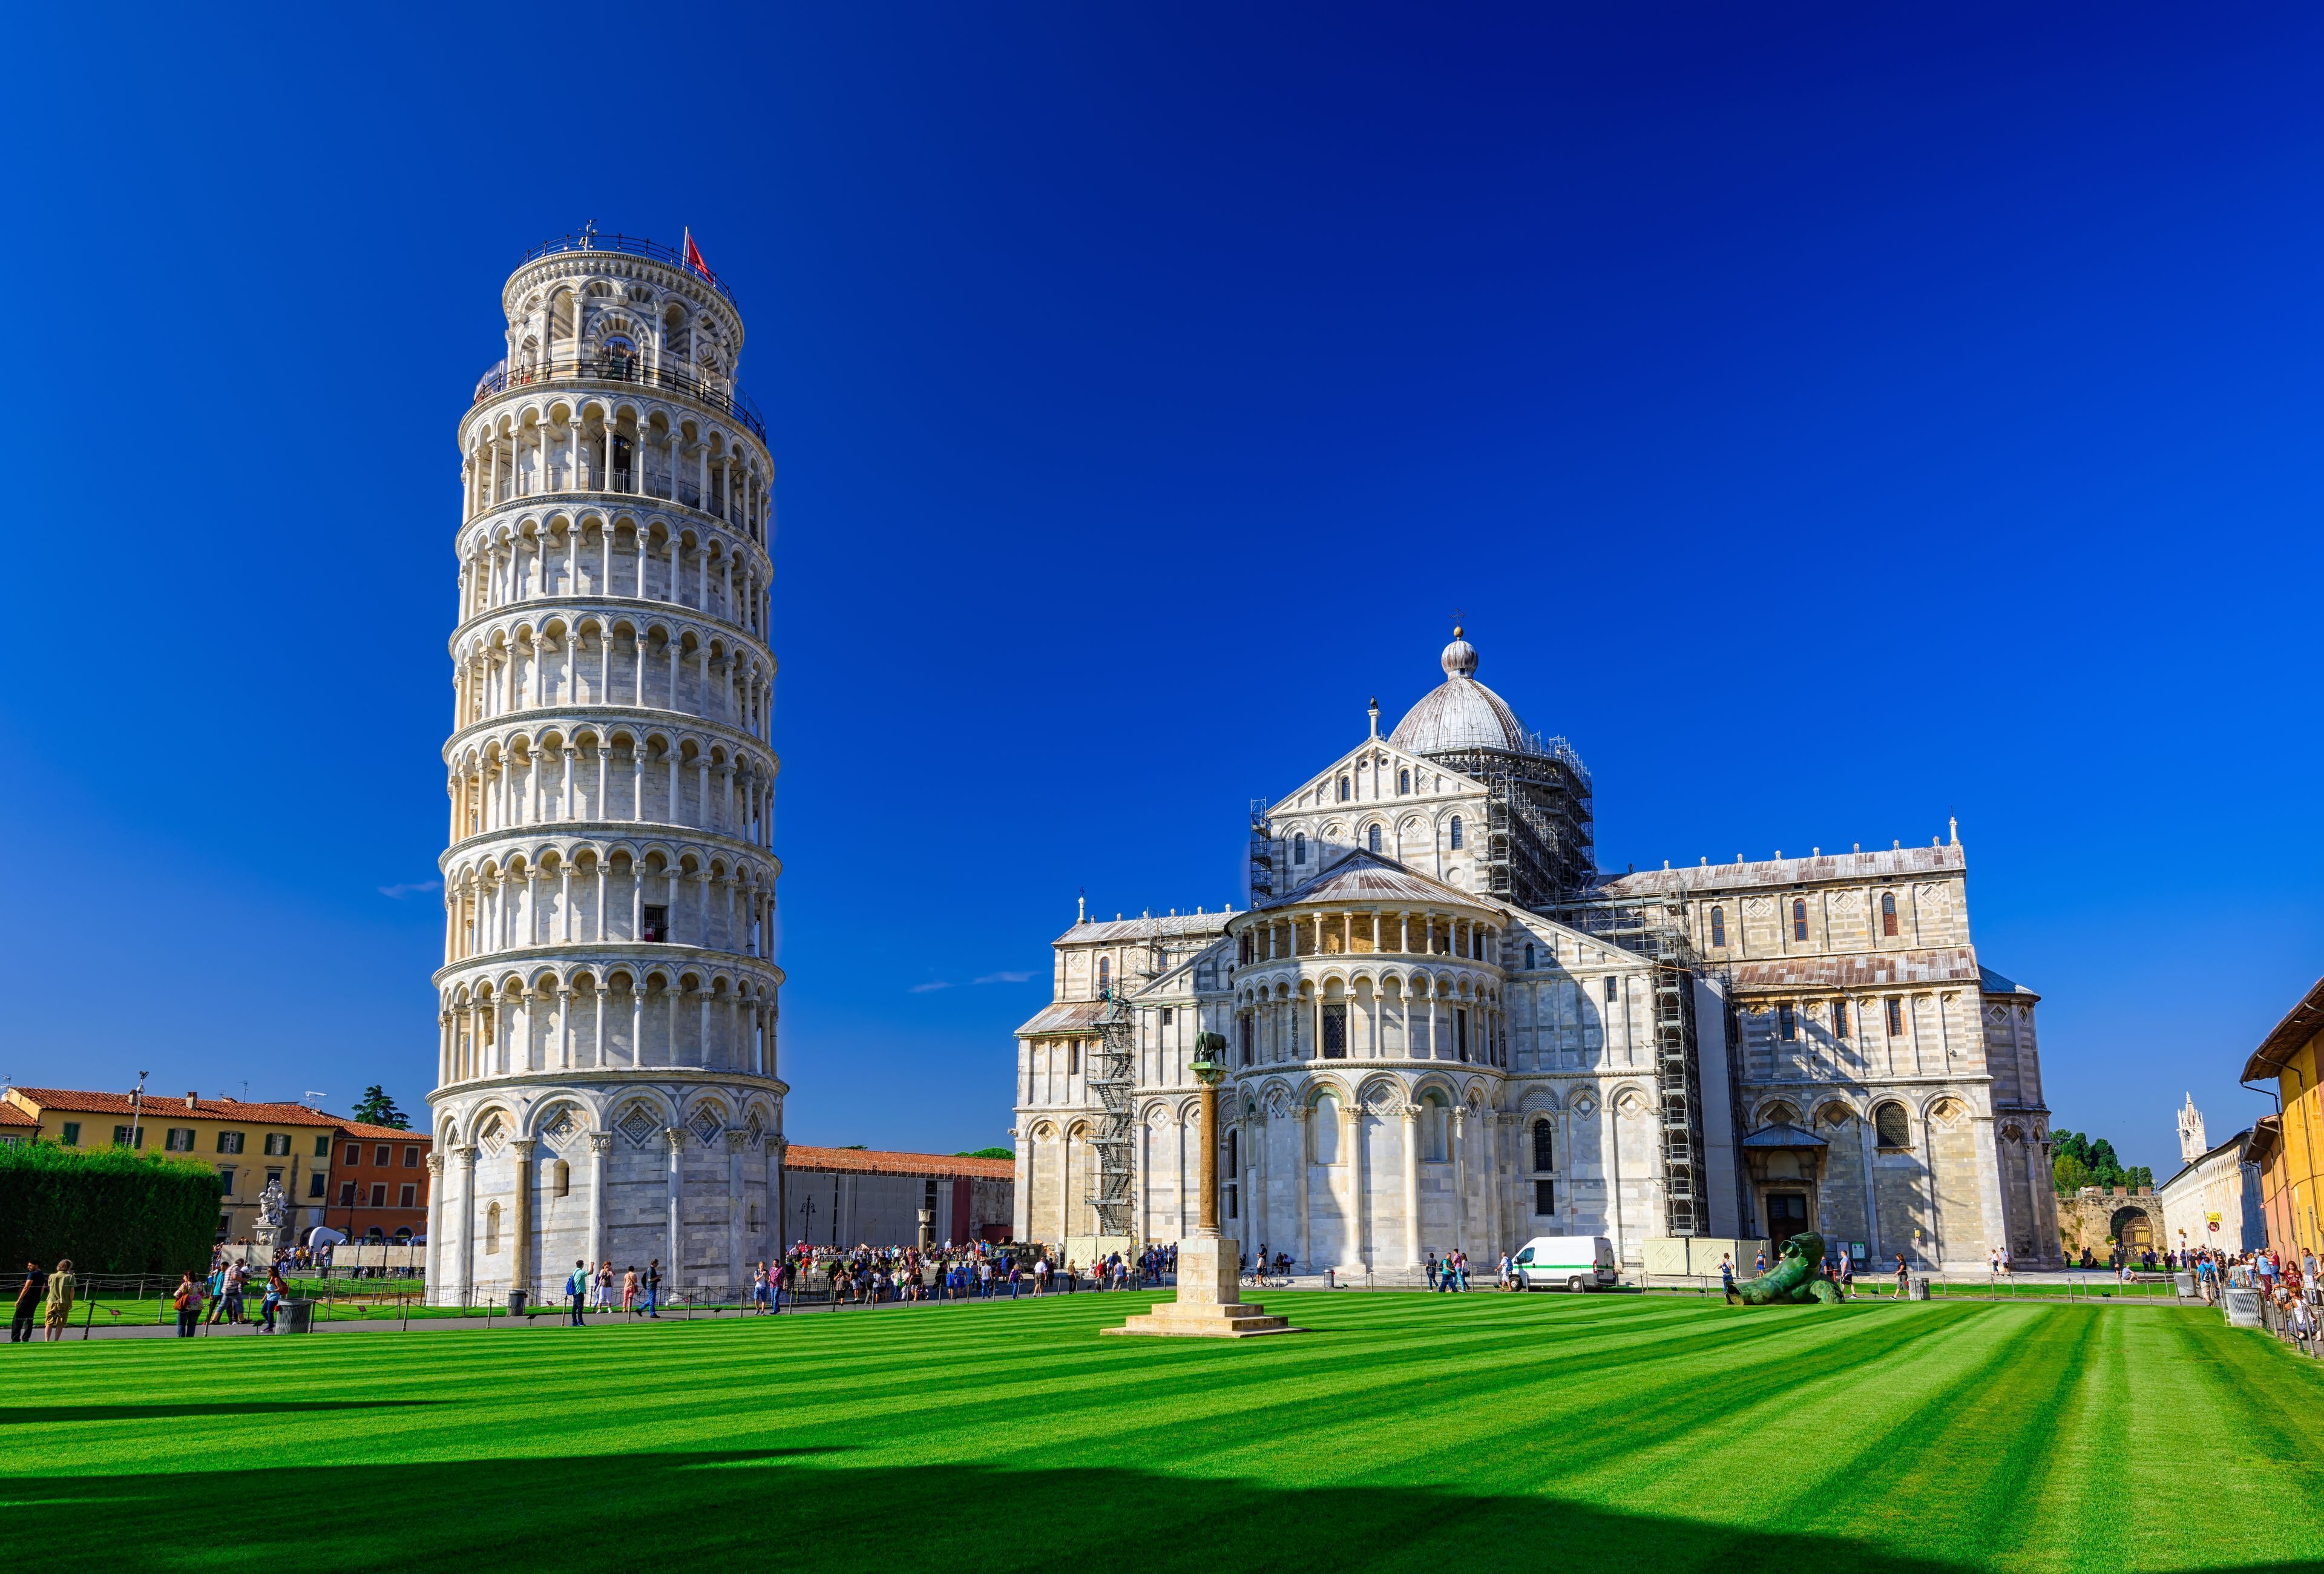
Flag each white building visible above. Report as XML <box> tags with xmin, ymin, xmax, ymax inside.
<box><xmin>1015</xmin><ymin>631</ymin><xmax>2059</xmax><ymax>1273</ymax></box>
<box><xmin>426</xmin><ymin>232</ymin><xmax>786</xmax><ymax>1300</ymax></box>
<box><xmin>2156</xmin><ymin>1096</ymin><xmax>2266</xmax><ymax>1258</ymax></box>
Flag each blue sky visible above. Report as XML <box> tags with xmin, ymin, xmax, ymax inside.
<box><xmin>2</xmin><ymin>5</ymin><xmax>2319</xmax><ymax>1173</ymax></box>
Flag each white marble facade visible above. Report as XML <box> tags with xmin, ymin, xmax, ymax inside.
<box><xmin>1015</xmin><ymin>633</ymin><xmax>2058</xmax><ymax>1271</ymax></box>
<box><xmin>427</xmin><ymin>235</ymin><xmax>786</xmax><ymax>1300</ymax></box>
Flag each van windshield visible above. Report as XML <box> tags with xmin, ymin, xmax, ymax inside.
<box><xmin>1515</xmin><ymin>1248</ymin><xmax>1533</xmax><ymax>1264</ymax></box>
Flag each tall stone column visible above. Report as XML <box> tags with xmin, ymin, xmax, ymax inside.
<box><xmin>1349</xmin><ymin>1098</ymin><xmax>1370</xmax><ymax>1271</ymax></box>
<box><xmin>1110</xmin><ymin>1030</ymin><xmax>1296</xmax><ymax>1337</ymax></box>
<box><xmin>1450</xmin><ymin>1108</ymin><xmax>1468</xmax><ymax>1259</ymax></box>
<box><xmin>586</xmin><ymin>1133</ymin><xmax>612</xmax><ymax>1273</ymax></box>
<box><xmin>425</xmin><ymin>1153</ymin><xmax>446</xmax><ymax>1289</ymax></box>
<box><xmin>664</xmin><ymin>1127</ymin><xmax>686</xmax><ymax>1288</ymax></box>
<box><xmin>508</xmin><ymin>1139</ymin><xmax>534</xmax><ymax>1298</ymax></box>
<box><xmin>1247</xmin><ymin>1110</ymin><xmax>1268</xmax><ymax>1254</ymax></box>
<box><xmin>456</xmin><ymin>1145</ymin><xmax>479</xmax><ymax>1305</ymax></box>
<box><xmin>1400</xmin><ymin>1107</ymin><xmax>1422</xmax><ymax>1269</ymax></box>
<box><xmin>1295</xmin><ymin>1107</ymin><xmax>1313</xmax><ymax>1269</ymax></box>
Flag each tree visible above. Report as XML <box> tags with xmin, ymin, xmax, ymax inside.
<box><xmin>349</xmin><ymin>1085</ymin><xmax>409</xmax><ymax>1130</ymax></box>
<box><xmin>2052</xmin><ymin>1153</ymin><xmax>2093</xmax><ymax>1194</ymax></box>
<box><xmin>956</xmin><ymin>1147</ymin><xmax>1014</xmax><ymax>1160</ymax></box>
<box><xmin>2053</xmin><ymin>1131</ymin><xmax>2089</xmax><ymax>1166</ymax></box>
<box><xmin>2086</xmin><ymin>1138</ymin><xmax>2120</xmax><ymax>1178</ymax></box>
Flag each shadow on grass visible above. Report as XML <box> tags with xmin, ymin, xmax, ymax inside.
<box><xmin>0</xmin><ymin>1449</ymin><xmax>2085</xmax><ymax>1573</ymax></box>
<box><xmin>0</xmin><ymin>1400</ymin><xmax>445</xmax><ymax>1424</ymax></box>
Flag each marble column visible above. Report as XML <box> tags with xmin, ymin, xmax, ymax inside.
<box><xmin>1400</xmin><ymin>1107</ymin><xmax>1422</xmax><ymax>1269</ymax></box>
<box><xmin>586</xmin><ymin>1132</ymin><xmax>612</xmax><ymax>1275</ymax></box>
<box><xmin>664</xmin><ymin>1127</ymin><xmax>686</xmax><ymax>1289</ymax></box>
<box><xmin>1295</xmin><ymin>1107</ymin><xmax>1313</xmax><ymax>1270</ymax></box>
<box><xmin>508</xmin><ymin>1139</ymin><xmax>536</xmax><ymax>1297</ymax></box>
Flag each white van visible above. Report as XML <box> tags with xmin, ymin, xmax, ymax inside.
<box><xmin>1512</xmin><ymin>1236</ymin><xmax>1619</xmax><ymax>1292</ymax></box>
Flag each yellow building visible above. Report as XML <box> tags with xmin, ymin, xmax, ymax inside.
<box><xmin>2242</xmin><ymin>980</ymin><xmax>2324</xmax><ymax>1260</ymax></box>
<box><xmin>2</xmin><ymin>1087</ymin><xmax>343</xmax><ymax>1243</ymax></box>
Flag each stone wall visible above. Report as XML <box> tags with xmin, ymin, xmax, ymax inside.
<box><xmin>2054</xmin><ymin>1185</ymin><xmax>2164</xmax><ymax>1260</ymax></box>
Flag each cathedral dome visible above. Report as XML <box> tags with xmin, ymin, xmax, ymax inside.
<box><xmin>1387</xmin><ymin>628</ymin><xmax>1538</xmax><ymax>756</ymax></box>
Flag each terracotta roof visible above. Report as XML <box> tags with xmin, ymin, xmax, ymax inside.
<box><xmin>1726</xmin><ymin>946</ymin><xmax>1981</xmax><ymax>992</ymax></box>
<box><xmin>5</xmin><ymin>1088</ymin><xmax>345</xmax><ymax>1126</ymax></box>
<box><xmin>333</xmin><ymin>1119</ymin><xmax>428</xmax><ymax>1142</ymax></box>
<box><xmin>783</xmin><ymin>1145</ymin><xmax>1013</xmax><ymax>1180</ymax></box>
<box><xmin>2244</xmin><ymin>975</ymin><xmax>2324</xmax><ymax>1084</ymax></box>
<box><xmin>0</xmin><ymin>1102</ymin><xmax>36</xmax><ymax>1128</ymax></box>
<box><xmin>1015</xmin><ymin>1000</ymin><xmax>1114</xmax><ymax>1038</ymax></box>
<box><xmin>1598</xmin><ymin>843</ymin><xmax>1964</xmax><ymax>897</ymax></box>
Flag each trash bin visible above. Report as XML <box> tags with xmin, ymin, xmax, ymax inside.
<box><xmin>1908</xmin><ymin>1275</ymin><xmax>1932</xmax><ymax>1302</ymax></box>
<box><xmin>507</xmin><ymin>1289</ymin><xmax>528</xmax><ymax>1316</ymax></box>
<box><xmin>2174</xmin><ymin>1272</ymin><xmax>2194</xmax><ymax>1299</ymax></box>
<box><xmin>281</xmin><ymin>1299</ymin><xmax>315</xmax><ymax>1334</ymax></box>
<box><xmin>2224</xmin><ymin>1288</ymin><xmax>2262</xmax><ymax>1329</ymax></box>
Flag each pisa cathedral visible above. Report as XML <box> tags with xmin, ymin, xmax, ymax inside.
<box><xmin>425</xmin><ymin>234</ymin><xmax>786</xmax><ymax>1301</ymax></box>
<box><xmin>1014</xmin><ymin>631</ymin><xmax>2063</xmax><ymax>1273</ymax></box>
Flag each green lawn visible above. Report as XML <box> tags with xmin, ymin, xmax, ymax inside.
<box><xmin>4</xmin><ymin>1292</ymin><xmax>2319</xmax><ymax>1572</ymax></box>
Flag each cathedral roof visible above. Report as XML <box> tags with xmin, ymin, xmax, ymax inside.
<box><xmin>1725</xmin><ymin>946</ymin><xmax>1980</xmax><ymax>992</ymax></box>
<box><xmin>1598</xmin><ymin>841</ymin><xmax>1964</xmax><ymax>896</ymax></box>
<box><xmin>1387</xmin><ymin>629</ymin><xmax>1544</xmax><ymax>757</ymax></box>
<box><xmin>1014</xmin><ymin>1000</ymin><xmax>1113</xmax><ymax>1038</ymax></box>
<box><xmin>1052</xmin><ymin>912</ymin><xmax>1231</xmax><ymax>946</ymax></box>
<box><xmin>1252</xmin><ymin>851</ymin><xmax>1494</xmax><ymax>914</ymax></box>
<box><xmin>1978</xmin><ymin>965</ymin><xmax>2039</xmax><ymax>998</ymax></box>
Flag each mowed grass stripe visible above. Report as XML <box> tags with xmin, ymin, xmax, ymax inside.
<box><xmin>4</xmin><ymin>1294</ymin><xmax>2323</xmax><ymax>1574</ymax></box>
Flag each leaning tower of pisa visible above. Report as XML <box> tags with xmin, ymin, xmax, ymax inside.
<box><xmin>427</xmin><ymin>232</ymin><xmax>784</xmax><ymax>1304</ymax></box>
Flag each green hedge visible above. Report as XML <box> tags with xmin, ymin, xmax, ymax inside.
<box><xmin>0</xmin><ymin>1144</ymin><xmax>223</xmax><ymax>1274</ymax></box>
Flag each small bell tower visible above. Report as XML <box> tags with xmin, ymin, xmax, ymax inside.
<box><xmin>2177</xmin><ymin>1095</ymin><xmax>2206</xmax><ymax>1164</ymax></box>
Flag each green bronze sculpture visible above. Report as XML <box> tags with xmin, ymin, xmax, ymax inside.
<box><xmin>1735</xmin><ymin>1232</ymin><xmax>1844</xmax><ymax>1305</ymax></box>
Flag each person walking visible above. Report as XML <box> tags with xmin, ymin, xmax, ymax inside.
<box><xmin>1753</xmin><ymin>1247</ymin><xmax>1768</xmax><ymax>1276</ymax></box>
<box><xmin>42</xmin><ymin>1260</ymin><xmax>74</xmax><ymax>1342</ymax></box>
<box><xmin>1425</xmin><ymin>1252</ymin><xmax>1439</xmax><ymax>1292</ymax></box>
<box><xmin>172</xmin><ymin>1272</ymin><xmax>200</xmax><ymax>1337</ymax></box>
<box><xmin>11</xmin><ymin>1262</ymin><xmax>45</xmax><ymax>1343</ymax></box>
<box><xmin>567</xmin><ymin>1260</ymin><xmax>589</xmax><ymax>1326</ymax></box>
<box><xmin>1840</xmin><ymin>1251</ymin><xmax>1856</xmax><ymax>1300</ymax></box>
<box><xmin>203</xmin><ymin>1262</ymin><xmax>228</xmax><ymax>1326</ymax></box>
<box><xmin>1035</xmin><ymin>1256</ymin><xmax>1051</xmax><ymax>1296</ymax></box>
<box><xmin>1719</xmin><ymin>1253</ymin><xmax>1738</xmax><ymax>1303</ymax></box>
<box><xmin>622</xmin><ymin>1266</ymin><xmax>639</xmax><ymax>1314</ymax></box>
<box><xmin>594</xmin><ymin>1261</ymin><xmax>614</xmax><ymax>1312</ymax></box>
<box><xmin>259</xmin><ymin>1268</ymin><xmax>286</xmax><ymax>1332</ymax></box>
<box><xmin>1894</xmin><ymin>1253</ymin><xmax>1911</xmax><ymax>1298</ymax></box>
<box><xmin>222</xmin><ymin>1261</ymin><xmax>246</xmax><ymax>1326</ymax></box>
<box><xmin>643</xmin><ymin>1259</ymin><xmax>661</xmax><ymax>1318</ymax></box>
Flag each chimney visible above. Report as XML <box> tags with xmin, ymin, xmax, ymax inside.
<box><xmin>185</xmin><ymin>1093</ymin><xmax>198</xmax><ymax>1109</ymax></box>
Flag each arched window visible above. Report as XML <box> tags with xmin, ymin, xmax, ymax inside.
<box><xmin>1238</xmin><ymin>932</ymin><xmax>1253</xmax><ymax>964</ymax></box>
<box><xmin>1793</xmin><ymin>899</ymin><xmax>1808</xmax><ymax>942</ymax></box>
<box><xmin>1777</xmin><ymin>1004</ymin><xmax>1797</xmax><ymax>1042</ymax></box>
<box><xmin>1449</xmin><ymin>816</ymin><xmax>1463</xmax><ymax>849</ymax></box>
<box><xmin>553</xmin><ymin>1159</ymin><xmax>571</xmax><ymax>1197</ymax></box>
<box><xmin>1524</xmin><ymin>943</ymin><xmax>1535</xmax><ymax>970</ymax></box>
<box><xmin>1532</xmin><ymin>1118</ymin><xmax>1555</xmax><ymax>1172</ymax></box>
<box><xmin>1880</xmin><ymin>892</ymin><xmax>1899</xmax><ymax>937</ymax></box>
<box><xmin>1885</xmin><ymin>997</ymin><xmax>1903</xmax><ymax>1036</ymax></box>
<box><xmin>1096</xmin><ymin>957</ymin><xmax>1111</xmax><ymax>996</ymax></box>
<box><xmin>1604</xmin><ymin>975</ymin><xmax>1619</xmax><ymax>1004</ymax></box>
<box><xmin>484</xmin><ymin>1202</ymin><xmax>502</xmax><ymax>1254</ymax></box>
<box><xmin>1831</xmin><ymin>1000</ymin><xmax>1848</xmax><ymax>1037</ymax></box>
<box><xmin>1339</xmin><ymin>776</ymin><xmax>1351</xmax><ymax>802</ymax></box>
<box><xmin>1227</xmin><ymin>1128</ymin><xmax>1239</xmax><ymax>1178</ymax></box>
<box><xmin>1368</xmin><ymin>825</ymin><xmax>1382</xmax><ymax>854</ymax></box>
<box><xmin>1709</xmin><ymin>906</ymin><xmax>1727</xmax><ymax>948</ymax></box>
<box><xmin>1294</xmin><ymin>832</ymin><xmax>1307</xmax><ymax>863</ymax></box>
<box><xmin>1873</xmin><ymin>1102</ymin><xmax>1911</xmax><ymax>1149</ymax></box>
<box><xmin>1238</xmin><ymin>1015</ymin><xmax>1253</xmax><ymax>1064</ymax></box>
<box><xmin>1398</xmin><ymin>769</ymin><xmax>1411</xmax><ymax>794</ymax></box>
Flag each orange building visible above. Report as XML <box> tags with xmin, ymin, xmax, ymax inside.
<box><xmin>325</xmin><ymin>1121</ymin><xmax>432</xmax><ymax>1243</ymax></box>
<box><xmin>2243</xmin><ymin>978</ymin><xmax>2324</xmax><ymax>1260</ymax></box>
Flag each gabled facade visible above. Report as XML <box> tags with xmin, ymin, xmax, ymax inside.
<box><xmin>1013</xmin><ymin>631</ymin><xmax>2056</xmax><ymax>1273</ymax></box>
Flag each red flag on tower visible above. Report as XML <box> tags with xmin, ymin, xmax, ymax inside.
<box><xmin>683</xmin><ymin>226</ymin><xmax>714</xmax><ymax>282</ymax></box>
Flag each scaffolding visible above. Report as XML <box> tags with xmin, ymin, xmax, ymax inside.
<box><xmin>1084</xmin><ymin>976</ymin><xmax>1141</xmax><ymax>1239</ymax></box>
<box><xmin>1551</xmin><ymin>891</ymin><xmax>1725</xmax><ymax>1238</ymax></box>
<box><xmin>1247</xmin><ymin>800</ymin><xmax>1276</xmax><ymax>902</ymax></box>
<box><xmin>1427</xmin><ymin>740</ymin><xmax>1595</xmax><ymax>907</ymax></box>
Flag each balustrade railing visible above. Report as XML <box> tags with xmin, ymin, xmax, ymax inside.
<box><xmin>473</xmin><ymin>354</ymin><xmax>767</xmax><ymax>446</ymax></box>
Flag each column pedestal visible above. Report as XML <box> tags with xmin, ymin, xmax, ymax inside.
<box><xmin>1107</xmin><ymin>1234</ymin><xmax>1300</xmax><ymax>1338</ymax></box>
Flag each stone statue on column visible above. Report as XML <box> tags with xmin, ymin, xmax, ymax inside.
<box><xmin>1111</xmin><ymin>1033</ymin><xmax>1300</xmax><ymax>1339</ymax></box>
